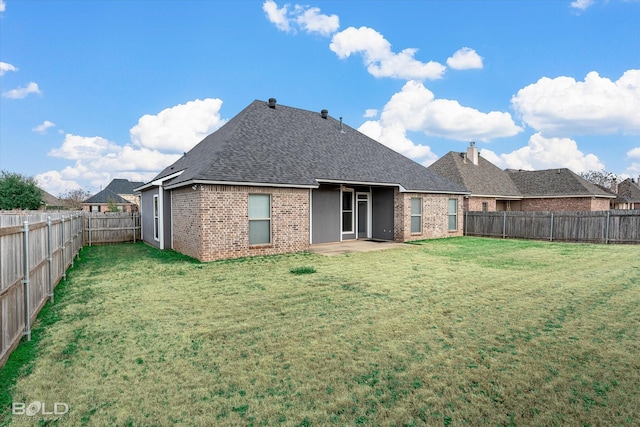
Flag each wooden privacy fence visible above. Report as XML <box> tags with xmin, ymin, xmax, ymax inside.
<box><xmin>84</xmin><ymin>212</ymin><xmax>140</xmax><ymax>245</ymax></box>
<box><xmin>0</xmin><ymin>212</ymin><xmax>83</xmax><ymax>367</ymax></box>
<box><xmin>464</xmin><ymin>210</ymin><xmax>640</xmax><ymax>244</ymax></box>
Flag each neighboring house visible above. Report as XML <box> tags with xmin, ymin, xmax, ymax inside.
<box><xmin>136</xmin><ymin>98</ymin><xmax>469</xmax><ymax>262</ymax></box>
<box><xmin>506</xmin><ymin>168</ymin><xmax>614</xmax><ymax>212</ymax></box>
<box><xmin>83</xmin><ymin>178</ymin><xmax>144</xmax><ymax>212</ymax></box>
<box><xmin>429</xmin><ymin>142</ymin><xmax>614</xmax><ymax>212</ymax></box>
<box><xmin>428</xmin><ymin>142</ymin><xmax>522</xmax><ymax>211</ymax></box>
<box><xmin>39</xmin><ymin>188</ymin><xmax>73</xmax><ymax>210</ymax></box>
<box><xmin>614</xmin><ymin>178</ymin><xmax>640</xmax><ymax>209</ymax></box>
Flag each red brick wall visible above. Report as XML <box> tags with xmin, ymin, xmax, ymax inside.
<box><xmin>394</xmin><ymin>190</ymin><xmax>464</xmax><ymax>241</ymax></box>
<box><xmin>172</xmin><ymin>185</ymin><xmax>310</xmax><ymax>262</ymax></box>
<box><xmin>521</xmin><ymin>197</ymin><xmax>610</xmax><ymax>212</ymax></box>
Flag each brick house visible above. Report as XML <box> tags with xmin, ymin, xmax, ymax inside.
<box><xmin>428</xmin><ymin>142</ymin><xmax>614</xmax><ymax>212</ymax></box>
<box><xmin>428</xmin><ymin>142</ymin><xmax>523</xmax><ymax>211</ymax></box>
<box><xmin>135</xmin><ymin>99</ymin><xmax>469</xmax><ymax>262</ymax></box>
<box><xmin>83</xmin><ymin>178</ymin><xmax>144</xmax><ymax>212</ymax></box>
<box><xmin>612</xmin><ymin>178</ymin><xmax>640</xmax><ymax>209</ymax></box>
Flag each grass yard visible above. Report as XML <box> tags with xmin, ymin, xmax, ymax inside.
<box><xmin>1</xmin><ymin>237</ymin><xmax>639</xmax><ymax>426</ymax></box>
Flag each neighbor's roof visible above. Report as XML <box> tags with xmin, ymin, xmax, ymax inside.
<box><xmin>147</xmin><ymin>99</ymin><xmax>468</xmax><ymax>194</ymax></box>
<box><xmin>617</xmin><ymin>178</ymin><xmax>640</xmax><ymax>202</ymax></box>
<box><xmin>84</xmin><ymin>188</ymin><xmax>130</xmax><ymax>204</ymax></box>
<box><xmin>428</xmin><ymin>151</ymin><xmax>522</xmax><ymax>198</ymax></box>
<box><xmin>506</xmin><ymin>169</ymin><xmax>615</xmax><ymax>198</ymax></box>
<box><xmin>104</xmin><ymin>178</ymin><xmax>144</xmax><ymax>195</ymax></box>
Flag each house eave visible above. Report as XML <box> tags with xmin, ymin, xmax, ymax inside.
<box><xmin>521</xmin><ymin>194</ymin><xmax>616</xmax><ymax>199</ymax></box>
<box><xmin>164</xmin><ymin>179</ymin><xmax>318</xmax><ymax>190</ymax></box>
<box><xmin>135</xmin><ymin>170</ymin><xmax>185</xmax><ymax>191</ymax></box>
<box><xmin>315</xmin><ymin>178</ymin><xmax>469</xmax><ymax>195</ymax></box>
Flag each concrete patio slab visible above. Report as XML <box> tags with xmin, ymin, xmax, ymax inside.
<box><xmin>309</xmin><ymin>239</ymin><xmax>407</xmax><ymax>256</ymax></box>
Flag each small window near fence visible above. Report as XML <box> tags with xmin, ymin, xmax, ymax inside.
<box><xmin>249</xmin><ymin>194</ymin><xmax>271</xmax><ymax>245</ymax></box>
<box><xmin>448</xmin><ymin>198</ymin><xmax>458</xmax><ymax>231</ymax></box>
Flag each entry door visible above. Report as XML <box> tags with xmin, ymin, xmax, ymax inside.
<box><xmin>356</xmin><ymin>193</ymin><xmax>370</xmax><ymax>239</ymax></box>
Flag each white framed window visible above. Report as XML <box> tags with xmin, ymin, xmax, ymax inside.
<box><xmin>153</xmin><ymin>194</ymin><xmax>159</xmax><ymax>241</ymax></box>
<box><xmin>341</xmin><ymin>190</ymin><xmax>354</xmax><ymax>233</ymax></box>
<box><xmin>448</xmin><ymin>198</ymin><xmax>458</xmax><ymax>231</ymax></box>
<box><xmin>90</xmin><ymin>205</ymin><xmax>99</xmax><ymax>213</ymax></box>
<box><xmin>411</xmin><ymin>197</ymin><xmax>422</xmax><ymax>233</ymax></box>
<box><xmin>249</xmin><ymin>194</ymin><xmax>271</xmax><ymax>245</ymax></box>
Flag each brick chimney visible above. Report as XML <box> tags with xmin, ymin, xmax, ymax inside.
<box><xmin>466</xmin><ymin>141</ymin><xmax>479</xmax><ymax>166</ymax></box>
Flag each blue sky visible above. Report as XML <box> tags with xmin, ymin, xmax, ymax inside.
<box><xmin>1</xmin><ymin>0</ymin><xmax>639</xmax><ymax>196</ymax></box>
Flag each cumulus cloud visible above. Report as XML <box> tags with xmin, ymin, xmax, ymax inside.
<box><xmin>39</xmin><ymin>98</ymin><xmax>226</xmax><ymax>194</ymax></box>
<box><xmin>628</xmin><ymin>147</ymin><xmax>640</xmax><ymax>159</ymax></box>
<box><xmin>130</xmin><ymin>98</ymin><xmax>226</xmax><ymax>152</ymax></box>
<box><xmin>511</xmin><ymin>70</ymin><xmax>640</xmax><ymax>136</ymax></box>
<box><xmin>481</xmin><ymin>133</ymin><xmax>604</xmax><ymax>173</ymax></box>
<box><xmin>263</xmin><ymin>0</ymin><xmax>339</xmax><ymax>36</ymax></box>
<box><xmin>0</xmin><ymin>61</ymin><xmax>17</xmax><ymax>76</ymax></box>
<box><xmin>330</xmin><ymin>26</ymin><xmax>446</xmax><ymax>80</ymax></box>
<box><xmin>2</xmin><ymin>81</ymin><xmax>41</xmax><ymax>99</ymax></box>
<box><xmin>446</xmin><ymin>47</ymin><xmax>483</xmax><ymax>70</ymax></box>
<box><xmin>0</xmin><ymin>0</ymin><xmax>5</xmax><ymax>13</ymax></box>
<box><xmin>32</xmin><ymin>120</ymin><xmax>56</xmax><ymax>134</ymax></box>
<box><xmin>363</xmin><ymin>109</ymin><xmax>378</xmax><ymax>118</ymax></box>
<box><xmin>361</xmin><ymin>80</ymin><xmax>521</xmax><ymax>144</ymax></box>
<box><xmin>570</xmin><ymin>0</ymin><xmax>594</xmax><ymax>10</ymax></box>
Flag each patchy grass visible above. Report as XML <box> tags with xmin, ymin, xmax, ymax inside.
<box><xmin>1</xmin><ymin>238</ymin><xmax>639</xmax><ymax>426</ymax></box>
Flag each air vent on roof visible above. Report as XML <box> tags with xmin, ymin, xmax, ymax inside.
<box><xmin>321</xmin><ymin>109</ymin><xmax>328</xmax><ymax>119</ymax></box>
<box><xmin>268</xmin><ymin>98</ymin><xmax>277</xmax><ymax>108</ymax></box>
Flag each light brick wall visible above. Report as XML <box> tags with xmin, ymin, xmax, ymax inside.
<box><xmin>172</xmin><ymin>185</ymin><xmax>309</xmax><ymax>262</ymax></box>
<box><xmin>394</xmin><ymin>189</ymin><xmax>464</xmax><ymax>242</ymax></box>
<box><xmin>466</xmin><ymin>197</ymin><xmax>496</xmax><ymax>212</ymax></box>
<box><xmin>521</xmin><ymin>197</ymin><xmax>610</xmax><ymax>212</ymax></box>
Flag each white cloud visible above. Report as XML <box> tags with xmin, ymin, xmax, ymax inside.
<box><xmin>330</xmin><ymin>26</ymin><xmax>446</xmax><ymax>80</ymax></box>
<box><xmin>263</xmin><ymin>1</ymin><xmax>339</xmax><ymax>36</ymax></box>
<box><xmin>628</xmin><ymin>147</ymin><xmax>640</xmax><ymax>159</ymax></box>
<box><xmin>446</xmin><ymin>47</ymin><xmax>483</xmax><ymax>70</ymax></box>
<box><xmin>32</xmin><ymin>120</ymin><xmax>56</xmax><ymax>134</ymax></box>
<box><xmin>294</xmin><ymin>5</ymin><xmax>339</xmax><ymax>36</ymax></box>
<box><xmin>363</xmin><ymin>109</ymin><xmax>378</xmax><ymax>118</ymax></box>
<box><xmin>35</xmin><ymin>170</ymin><xmax>84</xmax><ymax>196</ymax></box>
<box><xmin>49</xmin><ymin>134</ymin><xmax>122</xmax><ymax>160</ymax></box>
<box><xmin>570</xmin><ymin>0</ymin><xmax>594</xmax><ymax>10</ymax></box>
<box><xmin>130</xmin><ymin>98</ymin><xmax>226</xmax><ymax>152</ymax></box>
<box><xmin>263</xmin><ymin>0</ymin><xmax>291</xmax><ymax>32</ymax></box>
<box><xmin>0</xmin><ymin>61</ymin><xmax>17</xmax><ymax>76</ymax></box>
<box><xmin>0</xmin><ymin>0</ymin><xmax>5</xmax><ymax>13</ymax></box>
<box><xmin>481</xmin><ymin>133</ymin><xmax>604</xmax><ymax>173</ymax></box>
<box><xmin>2</xmin><ymin>81</ymin><xmax>41</xmax><ymax>99</ymax></box>
<box><xmin>365</xmin><ymin>80</ymin><xmax>521</xmax><ymax>143</ymax></box>
<box><xmin>511</xmin><ymin>70</ymin><xmax>640</xmax><ymax>136</ymax></box>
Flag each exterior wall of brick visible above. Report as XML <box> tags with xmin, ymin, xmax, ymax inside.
<box><xmin>172</xmin><ymin>185</ymin><xmax>310</xmax><ymax>262</ymax></box>
<box><xmin>394</xmin><ymin>190</ymin><xmax>464</xmax><ymax>242</ymax></box>
<box><xmin>521</xmin><ymin>197</ymin><xmax>611</xmax><ymax>212</ymax></box>
<box><xmin>466</xmin><ymin>197</ymin><xmax>496</xmax><ymax>212</ymax></box>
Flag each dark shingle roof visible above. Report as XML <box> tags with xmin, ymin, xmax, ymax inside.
<box><xmin>150</xmin><ymin>99</ymin><xmax>467</xmax><ymax>193</ymax></box>
<box><xmin>84</xmin><ymin>188</ymin><xmax>129</xmax><ymax>204</ymax></box>
<box><xmin>428</xmin><ymin>151</ymin><xmax>521</xmax><ymax>198</ymax></box>
<box><xmin>105</xmin><ymin>178</ymin><xmax>144</xmax><ymax>195</ymax></box>
<box><xmin>507</xmin><ymin>169</ymin><xmax>614</xmax><ymax>198</ymax></box>
<box><xmin>617</xmin><ymin>178</ymin><xmax>640</xmax><ymax>202</ymax></box>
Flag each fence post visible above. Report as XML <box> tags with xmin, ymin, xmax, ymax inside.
<box><xmin>61</xmin><ymin>215</ymin><xmax>66</xmax><ymax>280</ymax></box>
<box><xmin>133</xmin><ymin>212</ymin><xmax>137</xmax><ymax>243</ymax></box>
<box><xmin>463</xmin><ymin>211</ymin><xmax>467</xmax><ymax>236</ymax></box>
<box><xmin>70</xmin><ymin>214</ymin><xmax>75</xmax><ymax>268</ymax></box>
<box><xmin>47</xmin><ymin>216</ymin><xmax>54</xmax><ymax>303</ymax></box>
<box><xmin>88</xmin><ymin>213</ymin><xmax>92</xmax><ymax>246</ymax></box>
<box><xmin>22</xmin><ymin>221</ymin><xmax>31</xmax><ymax>341</ymax></box>
<box><xmin>502</xmin><ymin>212</ymin><xmax>507</xmax><ymax>239</ymax></box>
<box><xmin>550</xmin><ymin>212</ymin><xmax>554</xmax><ymax>241</ymax></box>
<box><xmin>605</xmin><ymin>211</ymin><xmax>610</xmax><ymax>244</ymax></box>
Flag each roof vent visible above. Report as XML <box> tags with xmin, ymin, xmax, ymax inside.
<box><xmin>268</xmin><ymin>98</ymin><xmax>277</xmax><ymax>109</ymax></box>
<box><xmin>321</xmin><ymin>109</ymin><xmax>328</xmax><ymax>119</ymax></box>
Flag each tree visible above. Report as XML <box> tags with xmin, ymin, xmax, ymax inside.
<box><xmin>106</xmin><ymin>197</ymin><xmax>120</xmax><ymax>212</ymax></box>
<box><xmin>0</xmin><ymin>171</ymin><xmax>44</xmax><ymax>210</ymax></box>
<box><xmin>579</xmin><ymin>170</ymin><xmax>618</xmax><ymax>189</ymax></box>
<box><xmin>59</xmin><ymin>188</ymin><xmax>92</xmax><ymax>210</ymax></box>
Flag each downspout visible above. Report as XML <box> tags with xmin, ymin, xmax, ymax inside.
<box><xmin>158</xmin><ymin>185</ymin><xmax>165</xmax><ymax>250</ymax></box>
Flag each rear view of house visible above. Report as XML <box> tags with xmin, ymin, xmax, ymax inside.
<box><xmin>136</xmin><ymin>99</ymin><xmax>468</xmax><ymax>261</ymax></box>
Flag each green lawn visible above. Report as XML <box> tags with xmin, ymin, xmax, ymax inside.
<box><xmin>2</xmin><ymin>238</ymin><xmax>639</xmax><ymax>426</ymax></box>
